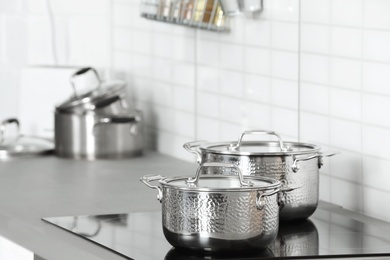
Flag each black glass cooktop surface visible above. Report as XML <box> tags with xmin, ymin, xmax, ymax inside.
<box><xmin>42</xmin><ymin>202</ymin><xmax>390</xmax><ymax>259</ymax></box>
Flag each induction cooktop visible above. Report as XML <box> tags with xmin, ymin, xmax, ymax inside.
<box><xmin>42</xmin><ymin>202</ymin><xmax>390</xmax><ymax>259</ymax></box>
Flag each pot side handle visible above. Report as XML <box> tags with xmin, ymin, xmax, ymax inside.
<box><xmin>93</xmin><ymin>115</ymin><xmax>142</xmax><ymax>136</ymax></box>
<box><xmin>140</xmin><ymin>174</ymin><xmax>164</xmax><ymax>202</ymax></box>
<box><xmin>183</xmin><ymin>141</ymin><xmax>206</xmax><ymax>164</ymax></box>
<box><xmin>291</xmin><ymin>151</ymin><xmax>340</xmax><ymax>173</ymax></box>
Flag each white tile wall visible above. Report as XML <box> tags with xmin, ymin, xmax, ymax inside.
<box><xmin>2</xmin><ymin>0</ymin><xmax>390</xmax><ymax>222</ymax></box>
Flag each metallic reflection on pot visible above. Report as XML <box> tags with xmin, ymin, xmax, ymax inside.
<box><xmin>269</xmin><ymin>219</ymin><xmax>319</xmax><ymax>257</ymax></box>
<box><xmin>164</xmin><ymin>247</ymin><xmax>275</xmax><ymax>260</ymax></box>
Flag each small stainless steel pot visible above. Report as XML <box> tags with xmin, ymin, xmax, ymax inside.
<box><xmin>55</xmin><ymin>111</ymin><xmax>143</xmax><ymax>160</ymax></box>
<box><xmin>141</xmin><ymin>162</ymin><xmax>281</xmax><ymax>252</ymax></box>
<box><xmin>184</xmin><ymin>130</ymin><xmax>337</xmax><ymax>221</ymax></box>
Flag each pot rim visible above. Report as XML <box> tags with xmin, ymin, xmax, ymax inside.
<box><xmin>199</xmin><ymin>141</ymin><xmax>321</xmax><ymax>156</ymax></box>
<box><xmin>159</xmin><ymin>175</ymin><xmax>281</xmax><ymax>192</ymax></box>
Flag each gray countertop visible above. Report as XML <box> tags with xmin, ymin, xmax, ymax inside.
<box><xmin>0</xmin><ymin>152</ymin><xmax>198</xmax><ymax>260</ymax></box>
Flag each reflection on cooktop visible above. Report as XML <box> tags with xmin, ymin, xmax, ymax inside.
<box><xmin>42</xmin><ymin>204</ymin><xmax>390</xmax><ymax>260</ymax></box>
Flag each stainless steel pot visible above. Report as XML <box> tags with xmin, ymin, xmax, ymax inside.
<box><xmin>183</xmin><ymin>130</ymin><xmax>337</xmax><ymax>221</ymax></box>
<box><xmin>55</xmin><ymin>111</ymin><xmax>143</xmax><ymax>159</ymax></box>
<box><xmin>141</xmin><ymin>162</ymin><xmax>281</xmax><ymax>252</ymax></box>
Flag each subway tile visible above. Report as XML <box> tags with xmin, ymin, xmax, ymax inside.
<box><xmin>173</xmin><ymin>111</ymin><xmax>195</xmax><ymax>137</ymax></box>
<box><xmin>151</xmin><ymin>58</ymin><xmax>172</xmax><ymax>82</ymax></box>
<box><xmin>152</xmin><ymin>21</ymin><xmax>173</xmax><ymax>34</ymax></box>
<box><xmin>173</xmin><ymin>86</ymin><xmax>194</xmax><ymax>113</ymax></box>
<box><xmin>270</xmin><ymin>0</ymin><xmax>299</xmax><ymax>22</ymax></box>
<box><xmin>67</xmin><ymin>16</ymin><xmax>110</xmax><ymax>66</ymax></box>
<box><xmin>172</xmin><ymin>62</ymin><xmax>195</xmax><ymax>87</ymax></box>
<box><xmin>300</xmin><ymin>24</ymin><xmax>330</xmax><ymax>54</ymax></box>
<box><xmin>2</xmin><ymin>16</ymin><xmax>27</xmax><ymax>66</ymax></box>
<box><xmin>219</xmin><ymin>16</ymin><xmax>244</xmax><ymax>44</ymax></box>
<box><xmin>197</xmin><ymin>116</ymin><xmax>220</xmax><ymax>141</ymax></box>
<box><xmin>363</xmin><ymin>30</ymin><xmax>390</xmax><ymax>63</ymax></box>
<box><xmin>244</xmin><ymin>47</ymin><xmax>271</xmax><ymax>75</ymax></box>
<box><xmin>331</xmin><ymin>27</ymin><xmax>362</xmax><ymax>59</ymax></box>
<box><xmin>26</xmin><ymin>0</ymin><xmax>47</xmax><ymax>14</ymax></box>
<box><xmin>271</xmin><ymin>51</ymin><xmax>298</xmax><ymax>81</ymax></box>
<box><xmin>220</xmin><ymin>43</ymin><xmax>244</xmax><ymax>71</ymax></box>
<box><xmin>1</xmin><ymin>0</ymin><xmax>23</xmax><ymax>13</ymax></box>
<box><xmin>152</xmin><ymin>81</ymin><xmax>172</xmax><ymax>107</ymax></box>
<box><xmin>130</xmin><ymin>54</ymin><xmax>152</xmax><ymax>77</ymax></box>
<box><xmin>362</xmin><ymin>125</ymin><xmax>390</xmax><ymax>160</ymax></box>
<box><xmin>244</xmin><ymin>74</ymin><xmax>271</xmax><ymax>104</ymax></box>
<box><xmin>330</xmin><ymin>57</ymin><xmax>361</xmax><ymax>90</ymax></box>
<box><xmin>197</xmin><ymin>40</ymin><xmax>219</xmax><ymax>67</ymax></box>
<box><xmin>244</xmin><ymin>19</ymin><xmax>271</xmax><ymax>48</ymax></box>
<box><xmin>172</xmin><ymin>36</ymin><xmax>195</xmax><ymax>62</ymax></box>
<box><xmin>130</xmin><ymin>4</ymin><xmax>153</xmax><ymax>30</ymax></box>
<box><xmin>362</xmin><ymin>62</ymin><xmax>390</xmax><ymax>96</ymax></box>
<box><xmin>197</xmin><ymin>92</ymin><xmax>219</xmax><ymax>118</ymax></box>
<box><xmin>131</xmin><ymin>77</ymin><xmax>153</xmax><ymax>102</ymax></box>
<box><xmin>26</xmin><ymin>16</ymin><xmax>54</xmax><ymax>65</ymax></box>
<box><xmin>330</xmin><ymin>88</ymin><xmax>361</xmax><ymax>121</ymax></box>
<box><xmin>271</xmin><ymin>107</ymin><xmax>298</xmax><ymax>138</ymax></box>
<box><xmin>362</xmin><ymin>156</ymin><xmax>390</xmax><ymax>191</ymax></box>
<box><xmin>113</xmin><ymin>27</ymin><xmax>132</xmax><ymax>52</ymax></box>
<box><xmin>243</xmin><ymin>101</ymin><xmax>271</xmax><ymax>129</ymax></box>
<box><xmin>220</xmin><ymin>96</ymin><xmax>244</xmax><ymax>124</ymax></box>
<box><xmin>330</xmin><ymin>178</ymin><xmax>363</xmax><ymax>212</ymax></box>
<box><xmin>363</xmin><ymin>187</ymin><xmax>390</xmax><ymax>222</ymax></box>
<box><xmin>300</xmin><ymin>54</ymin><xmax>329</xmax><ymax>85</ymax></box>
<box><xmin>219</xmin><ymin>122</ymin><xmax>245</xmax><ymax>142</ymax></box>
<box><xmin>271</xmin><ymin>79</ymin><xmax>298</xmax><ymax>109</ymax></box>
<box><xmin>301</xmin><ymin>0</ymin><xmax>330</xmax><ymax>24</ymax></box>
<box><xmin>364</xmin><ymin>0</ymin><xmax>390</xmax><ymax>30</ymax></box>
<box><xmin>300</xmin><ymin>82</ymin><xmax>329</xmax><ymax>115</ymax></box>
<box><xmin>152</xmin><ymin>33</ymin><xmax>172</xmax><ymax>58</ymax></box>
<box><xmin>133</xmin><ymin>30</ymin><xmax>152</xmax><ymax>54</ymax></box>
<box><xmin>113</xmin><ymin>51</ymin><xmax>132</xmax><ymax>71</ymax></box>
<box><xmin>330</xmin><ymin>118</ymin><xmax>361</xmax><ymax>152</ymax></box>
<box><xmin>300</xmin><ymin>112</ymin><xmax>329</xmax><ymax>145</ymax></box>
<box><xmin>330</xmin><ymin>150</ymin><xmax>362</xmax><ymax>183</ymax></box>
<box><xmin>220</xmin><ymin>70</ymin><xmax>244</xmax><ymax>98</ymax></box>
<box><xmin>50</xmin><ymin>0</ymin><xmax>110</xmax><ymax>15</ymax></box>
<box><xmin>113</xmin><ymin>3</ymin><xmax>132</xmax><ymax>27</ymax></box>
<box><xmin>271</xmin><ymin>22</ymin><xmax>299</xmax><ymax>51</ymax></box>
<box><xmin>331</xmin><ymin>0</ymin><xmax>363</xmax><ymax>27</ymax></box>
<box><xmin>362</xmin><ymin>94</ymin><xmax>390</xmax><ymax>128</ymax></box>
<box><xmin>0</xmin><ymin>67</ymin><xmax>19</xmax><ymax>120</ymax></box>
<box><xmin>134</xmin><ymin>100</ymin><xmax>153</xmax><ymax>127</ymax></box>
<box><xmin>153</xmin><ymin>105</ymin><xmax>173</xmax><ymax>132</ymax></box>
<box><xmin>197</xmin><ymin>66</ymin><xmax>219</xmax><ymax>93</ymax></box>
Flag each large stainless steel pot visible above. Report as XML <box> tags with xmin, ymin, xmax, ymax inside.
<box><xmin>141</xmin><ymin>162</ymin><xmax>281</xmax><ymax>252</ymax></box>
<box><xmin>55</xmin><ymin>111</ymin><xmax>143</xmax><ymax>159</ymax></box>
<box><xmin>184</xmin><ymin>130</ymin><xmax>337</xmax><ymax>221</ymax></box>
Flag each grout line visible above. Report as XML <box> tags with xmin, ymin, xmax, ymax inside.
<box><xmin>301</xmin><ymin>20</ymin><xmax>390</xmax><ymax>34</ymax></box>
<box><xmin>194</xmin><ymin>29</ymin><xmax>198</xmax><ymax>139</ymax></box>
<box><xmin>328</xmin><ymin>0</ymin><xmax>332</xmax><ymax>203</ymax></box>
<box><xmin>361</xmin><ymin>0</ymin><xmax>366</xmax><ymax>215</ymax></box>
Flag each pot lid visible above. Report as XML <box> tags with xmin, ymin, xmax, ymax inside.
<box><xmin>198</xmin><ymin>130</ymin><xmax>320</xmax><ymax>156</ymax></box>
<box><xmin>0</xmin><ymin>119</ymin><xmax>53</xmax><ymax>160</ymax></box>
<box><xmin>56</xmin><ymin>67</ymin><xmax>126</xmax><ymax>112</ymax></box>
<box><xmin>160</xmin><ymin>162</ymin><xmax>281</xmax><ymax>192</ymax></box>
<box><xmin>56</xmin><ymin>80</ymin><xmax>126</xmax><ymax>112</ymax></box>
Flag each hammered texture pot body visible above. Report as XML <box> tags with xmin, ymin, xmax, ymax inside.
<box><xmin>200</xmin><ymin>153</ymin><xmax>319</xmax><ymax>221</ymax></box>
<box><xmin>161</xmin><ymin>186</ymin><xmax>279</xmax><ymax>251</ymax></box>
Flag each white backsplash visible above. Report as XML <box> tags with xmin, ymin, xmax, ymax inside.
<box><xmin>1</xmin><ymin>0</ymin><xmax>390</xmax><ymax>222</ymax></box>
